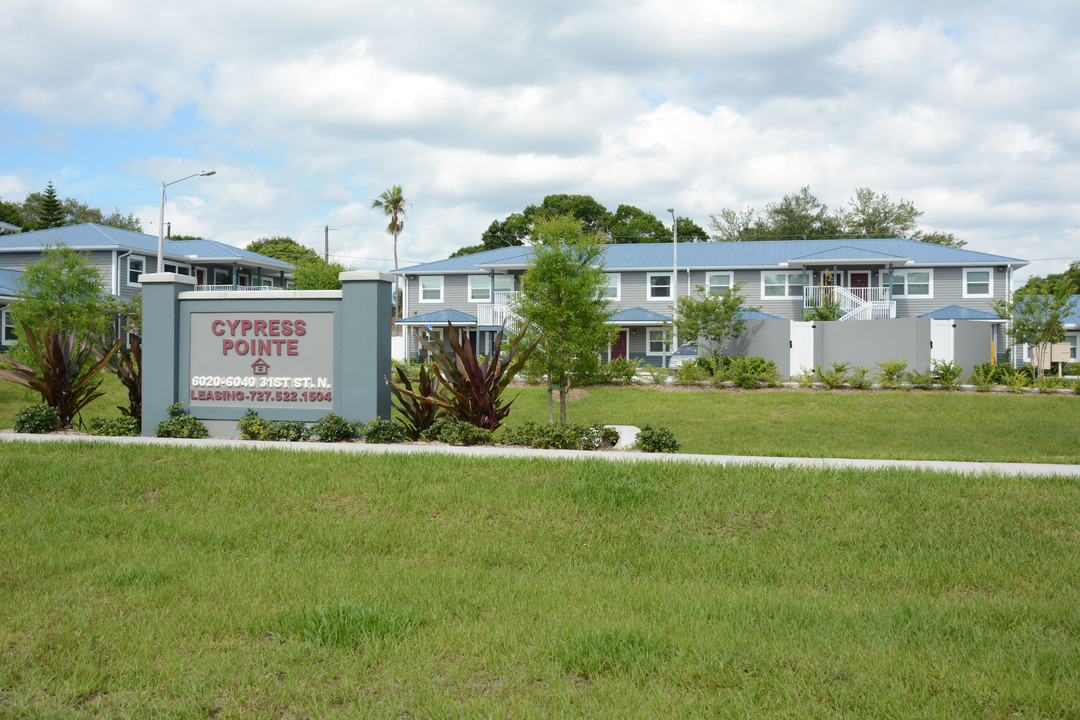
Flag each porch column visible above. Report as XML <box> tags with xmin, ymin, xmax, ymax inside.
<box><xmin>231</xmin><ymin>262</ymin><xmax>238</xmax><ymax>291</ymax></box>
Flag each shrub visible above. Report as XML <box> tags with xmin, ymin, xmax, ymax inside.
<box><xmin>359</xmin><ymin>418</ymin><xmax>408</xmax><ymax>444</ymax></box>
<box><xmin>13</xmin><ymin>404</ymin><xmax>61</xmax><ymax>434</ymax></box>
<box><xmin>1003</xmin><ymin>367</ymin><xmax>1032</xmax><ymax>394</ymax></box>
<box><xmin>725</xmin><ymin>355</ymin><xmax>780</xmax><ymax>389</ymax></box>
<box><xmin>642</xmin><ymin>365</ymin><xmax>669</xmax><ymax>385</ymax></box>
<box><xmin>155</xmin><ymin>401</ymin><xmax>209</xmax><ymax>439</ymax></box>
<box><xmin>930</xmin><ymin>360</ymin><xmax>963</xmax><ymax>389</ymax></box>
<box><xmin>906</xmin><ymin>368</ymin><xmax>934</xmax><ymax>390</ymax></box>
<box><xmin>817</xmin><ymin>362</ymin><xmax>849</xmax><ymax>390</ymax></box>
<box><xmin>606</xmin><ymin>357</ymin><xmax>641</xmax><ymax>385</ymax></box>
<box><xmin>88</xmin><ymin>416</ymin><xmax>140</xmax><ymax>436</ymax></box>
<box><xmin>500</xmin><ymin>421</ymin><xmax>617</xmax><ymax>450</ymax></box>
<box><xmin>420</xmin><ymin>419</ymin><xmax>493</xmax><ymax>446</ymax></box>
<box><xmin>265</xmin><ymin>420</ymin><xmax>310</xmax><ymax>442</ymax></box>
<box><xmin>237</xmin><ymin>409</ymin><xmax>268</xmax><ymax>440</ymax></box>
<box><xmin>848</xmin><ymin>366</ymin><xmax>872</xmax><ymax>390</ymax></box>
<box><xmin>875</xmin><ymin>359</ymin><xmax>908</xmax><ymax>389</ymax></box>
<box><xmin>673</xmin><ymin>362</ymin><xmax>708</xmax><ymax>385</ymax></box>
<box><xmin>310</xmin><ymin>413</ymin><xmax>356</xmax><ymax>442</ymax></box>
<box><xmin>1035</xmin><ymin>375</ymin><xmax>1066</xmax><ymax>393</ymax></box>
<box><xmin>794</xmin><ymin>366</ymin><xmax>816</xmax><ymax>388</ymax></box>
<box><xmin>389</xmin><ymin>363</ymin><xmax>442</xmax><ymax>440</ymax></box>
<box><xmin>98</xmin><ymin>333</ymin><xmax>141</xmax><ymax>422</ymax></box>
<box><xmin>635</xmin><ymin>425</ymin><xmax>680</xmax><ymax>453</ymax></box>
<box><xmin>970</xmin><ymin>364</ymin><xmax>995</xmax><ymax>392</ymax></box>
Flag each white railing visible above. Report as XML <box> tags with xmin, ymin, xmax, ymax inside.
<box><xmin>804</xmin><ymin>285</ymin><xmax>895</xmax><ymax>320</ymax></box>
<box><xmin>476</xmin><ymin>291</ymin><xmax>523</xmax><ymax>332</ymax></box>
<box><xmin>196</xmin><ymin>284</ymin><xmax>279</xmax><ymax>292</ymax></box>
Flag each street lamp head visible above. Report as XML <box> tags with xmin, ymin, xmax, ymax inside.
<box><xmin>666</xmin><ymin>208</ymin><xmax>674</xmax><ymax>214</ymax></box>
<box><xmin>200</xmin><ymin>170</ymin><xmax>217</xmax><ymax>177</ymax></box>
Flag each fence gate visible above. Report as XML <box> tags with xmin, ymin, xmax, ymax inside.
<box><xmin>790</xmin><ymin>321</ymin><xmax>815</xmax><ymax>376</ymax></box>
<box><xmin>930</xmin><ymin>320</ymin><xmax>954</xmax><ymax>364</ymax></box>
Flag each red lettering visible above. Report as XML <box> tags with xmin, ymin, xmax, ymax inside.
<box><xmin>269</xmin><ymin>320</ymin><xmax>280</xmax><ymax>335</ymax></box>
<box><xmin>211</xmin><ymin>320</ymin><xmax>225</xmax><ymax>336</ymax></box>
<box><xmin>236</xmin><ymin>339</ymin><xmax>249</xmax><ymax>354</ymax></box>
<box><xmin>274</xmin><ymin>338</ymin><xmax>287</xmax><ymax>353</ymax></box>
<box><xmin>294</xmin><ymin>319</ymin><xmax>306</xmax><ymax>336</ymax></box>
<box><xmin>222</xmin><ymin>339</ymin><xmax>234</xmax><ymax>355</ymax></box>
<box><xmin>258</xmin><ymin>339</ymin><xmax>271</xmax><ymax>355</ymax></box>
<box><xmin>254</xmin><ymin>319</ymin><xmax>267</xmax><ymax>336</ymax></box>
<box><xmin>281</xmin><ymin>320</ymin><xmax>293</xmax><ymax>336</ymax></box>
<box><xmin>227</xmin><ymin>319</ymin><xmax>241</xmax><ymax>334</ymax></box>
<box><xmin>190</xmin><ymin>390</ymin><xmax>196</xmax><ymax>400</ymax></box>
<box><xmin>240</xmin><ymin>319</ymin><xmax>253</xmax><ymax>335</ymax></box>
<box><xmin>287</xmin><ymin>339</ymin><xmax>298</xmax><ymax>356</ymax></box>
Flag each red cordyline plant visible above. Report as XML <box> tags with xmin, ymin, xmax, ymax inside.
<box><xmin>95</xmin><ymin>333</ymin><xmax>141</xmax><ymax>422</ymax></box>
<box><xmin>388</xmin><ymin>321</ymin><xmax>539</xmax><ymax>432</ymax></box>
<box><xmin>0</xmin><ymin>320</ymin><xmax>121</xmax><ymax>428</ymax></box>
<box><xmin>388</xmin><ymin>361</ymin><xmax>443</xmax><ymax>440</ymax></box>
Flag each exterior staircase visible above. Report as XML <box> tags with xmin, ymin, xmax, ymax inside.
<box><xmin>804</xmin><ymin>285</ymin><xmax>896</xmax><ymax>320</ymax></box>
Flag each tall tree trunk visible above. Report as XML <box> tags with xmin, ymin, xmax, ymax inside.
<box><xmin>547</xmin><ymin>385</ymin><xmax>554</xmax><ymax>424</ymax></box>
<box><xmin>559</xmin><ymin>387</ymin><xmax>568</xmax><ymax>424</ymax></box>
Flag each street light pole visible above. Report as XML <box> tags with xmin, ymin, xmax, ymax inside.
<box><xmin>668</xmin><ymin>208</ymin><xmax>678</xmax><ymax>362</ymax></box>
<box><xmin>157</xmin><ymin>170</ymin><xmax>216</xmax><ymax>272</ymax></box>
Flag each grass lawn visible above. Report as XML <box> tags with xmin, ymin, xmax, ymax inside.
<box><xmin>503</xmin><ymin>385</ymin><xmax>1080</xmax><ymax>464</ymax></box>
<box><xmin>2</xmin><ymin>379</ymin><xmax>1079</xmax><ymax>463</ymax></box>
<box><xmin>1</xmin><ymin>442</ymin><xmax>1077</xmax><ymax>717</ymax></box>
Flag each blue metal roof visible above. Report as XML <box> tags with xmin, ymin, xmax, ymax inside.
<box><xmin>396</xmin><ymin>238</ymin><xmax>1027</xmax><ymax>274</ymax></box>
<box><xmin>0</xmin><ymin>223</ymin><xmax>293</xmax><ymax>270</ymax></box>
<box><xmin>608</xmin><ymin>307</ymin><xmax>671</xmax><ymax>323</ymax></box>
<box><xmin>919</xmin><ymin>305</ymin><xmax>1004</xmax><ymax>320</ymax></box>
<box><xmin>0</xmin><ymin>268</ymin><xmax>23</xmax><ymax>297</ymax></box>
<box><xmin>396</xmin><ymin>308</ymin><xmax>477</xmax><ymax>326</ymax></box>
<box><xmin>1063</xmin><ymin>296</ymin><xmax>1080</xmax><ymax>327</ymax></box>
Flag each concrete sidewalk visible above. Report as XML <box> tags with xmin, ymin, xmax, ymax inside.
<box><xmin>4</xmin><ymin>431</ymin><xmax>1079</xmax><ymax>478</ymax></box>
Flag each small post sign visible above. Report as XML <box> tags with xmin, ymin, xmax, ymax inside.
<box><xmin>188</xmin><ymin>312</ymin><xmax>335</xmax><ymax>410</ymax></box>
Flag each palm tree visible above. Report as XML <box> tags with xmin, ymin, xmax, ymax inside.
<box><xmin>371</xmin><ymin>185</ymin><xmax>407</xmax><ymax>272</ymax></box>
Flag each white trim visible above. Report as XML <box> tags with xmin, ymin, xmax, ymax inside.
<box><xmin>646</xmin><ymin>326</ymin><xmax>668</xmax><ymax>355</ymax></box>
<box><xmin>882</xmin><ymin>268</ymin><xmax>934</xmax><ymax>299</ymax></box>
<box><xmin>1</xmin><ymin>305</ymin><xmax>17</xmax><ymax>345</ymax></box>
<box><xmin>601</xmin><ymin>273</ymin><xmax>621</xmax><ymax>301</ymax></box>
<box><xmin>127</xmin><ymin>256</ymin><xmax>145</xmax><ymax>287</ymax></box>
<box><xmin>962</xmin><ymin>267</ymin><xmax>993</xmax><ymax>299</ymax></box>
<box><xmin>647</xmin><ymin>272</ymin><xmax>673</xmax><ymax>301</ymax></box>
<box><xmin>468</xmin><ymin>274</ymin><xmax>513</xmax><ymax>303</ymax></box>
<box><xmin>705</xmin><ymin>271</ymin><xmax>732</xmax><ymax>295</ymax></box>
<box><xmin>213</xmin><ymin>268</ymin><xmax>232</xmax><ymax>286</ymax></box>
<box><xmin>419</xmin><ymin>275</ymin><xmax>444</xmax><ymax>303</ymax></box>
<box><xmin>163</xmin><ymin>260</ymin><xmax>191</xmax><ymax>276</ymax></box>
<box><xmin>760</xmin><ymin>270</ymin><xmax>804</xmax><ymax>299</ymax></box>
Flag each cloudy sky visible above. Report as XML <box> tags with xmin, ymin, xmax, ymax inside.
<box><xmin>2</xmin><ymin>0</ymin><xmax>1077</xmax><ymax>280</ymax></box>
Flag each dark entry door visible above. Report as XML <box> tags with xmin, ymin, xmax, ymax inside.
<box><xmin>610</xmin><ymin>330</ymin><xmax>628</xmax><ymax>360</ymax></box>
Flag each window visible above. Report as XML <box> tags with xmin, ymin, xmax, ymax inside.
<box><xmin>163</xmin><ymin>262</ymin><xmax>190</xmax><ymax>275</ymax></box>
<box><xmin>601</xmin><ymin>273</ymin><xmax>621</xmax><ymax>300</ymax></box>
<box><xmin>419</xmin><ymin>276</ymin><xmax>443</xmax><ymax>302</ymax></box>
<box><xmin>963</xmin><ymin>268</ymin><xmax>992</xmax><ymax>298</ymax></box>
<box><xmin>468</xmin><ymin>275</ymin><xmax>513</xmax><ymax>302</ymax></box>
<box><xmin>648</xmin><ymin>273</ymin><xmax>673</xmax><ymax>300</ymax></box>
<box><xmin>647</xmin><ymin>328</ymin><xmax>668</xmax><ymax>354</ymax></box>
<box><xmin>128</xmin><ymin>257</ymin><xmax>144</xmax><ymax>285</ymax></box>
<box><xmin>2</xmin><ymin>307</ymin><xmax>16</xmax><ymax>345</ymax></box>
<box><xmin>762</xmin><ymin>271</ymin><xmax>804</xmax><ymax>298</ymax></box>
<box><xmin>706</xmin><ymin>272</ymin><xmax>732</xmax><ymax>295</ymax></box>
<box><xmin>1070</xmin><ymin>335</ymin><xmax>1077</xmax><ymax>361</ymax></box>
<box><xmin>887</xmin><ymin>270</ymin><xmax>933</xmax><ymax>298</ymax></box>
<box><xmin>214</xmin><ymin>269</ymin><xmax>232</xmax><ymax>286</ymax></box>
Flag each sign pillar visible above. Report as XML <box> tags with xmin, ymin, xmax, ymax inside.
<box><xmin>339</xmin><ymin>271</ymin><xmax>394</xmax><ymax>421</ymax></box>
<box><xmin>141</xmin><ymin>273</ymin><xmax>197</xmax><ymax>436</ymax></box>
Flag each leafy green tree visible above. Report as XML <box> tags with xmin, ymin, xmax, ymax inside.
<box><xmin>449</xmin><ymin>244</ymin><xmax>487</xmax><ymax>258</ymax></box>
<box><xmin>61</xmin><ymin>198</ymin><xmax>142</xmax><ymax>231</ymax></box>
<box><xmin>1017</xmin><ymin>260</ymin><xmax>1080</xmax><ymax>295</ymax></box>
<box><xmin>294</xmin><ymin>259</ymin><xmax>348</xmax><ymax>290</ymax></box>
<box><xmin>675</xmin><ymin>217</ymin><xmax>709</xmax><ymax>242</ymax></box>
<box><xmin>0</xmin><ymin>200</ymin><xmax>27</xmax><ymax>230</ymax></box>
<box><xmin>609</xmin><ymin>205</ymin><xmax>669</xmax><ymax>243</ymax></box>
<box><xmin>991</xmin><ymin>279</ymin><xmax>1078</xmax><ymax>381</ymax></box>
<box><xmin>7</xmin><ymin>244</ymin><xmax>114</xmax><ymax>368</ymax></box>
<box><xmin>246</xmin><ymin>236</ymin><xmax>321</xmax><ymax>265</ymax></box>
<box><xmin>372</xmin><ymin>185</ymin><xmax>407</xmax><ymax>271</ymax></box>
<box><xmin>167</xmin><ymin>235</ymin><xmax>204</xmax><ymax>241</ymax></box>
<box><xmin>673</xmin><ymin>282</ymin><xmax>759</xmax><ymax>367</ymax></box>
<box><xmin>481</xmin><ymin>211</ymin><xmax>535</xmax><ymax>250</ymax></box>
<box><xmin>36</xmin><ymin>181</ymin><xmax>64</xmax><ymax>229</ymax></box>
<box><xmin>516</xmin><ymin>214</ymin><xmax>616</xmax><ymax>423</ymax></box>
<box><xmin>709</xmin><ymin>186</ymin><xmax>966</xmax><ymax>247</ymax></box>
<box><xmin>537</xmin><ymin>194</ymin><xmax>611</xmax><ymax>235</ymax></box>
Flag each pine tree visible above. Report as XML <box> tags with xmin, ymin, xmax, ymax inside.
<box><xmin>37</xmin><ymin>181</ymin><xmax>64</xmax><ymax>229</ymax></box>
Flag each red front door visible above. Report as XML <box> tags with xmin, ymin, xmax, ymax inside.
<box><xmin>849</xmin><ymin>271</ymin><xmax>870</xmax><ymax>300</ymax></box>
<box><xmin>610</xmin><ymin>330</ymin><xmax>628</xmax><ymax>360</ymax></box>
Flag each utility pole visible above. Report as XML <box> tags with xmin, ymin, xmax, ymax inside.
<box><xmin>324</xmin><ymin>225</ymin><xmax>329</xmax><ymax>262</ymax></box>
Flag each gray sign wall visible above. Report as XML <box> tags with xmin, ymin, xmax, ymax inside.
<box><xmin>141</xmin><ymin>271</ymin><xmax>392</xmax><ymax>437</ymax></box>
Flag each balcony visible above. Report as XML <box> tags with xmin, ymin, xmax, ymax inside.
<box><xmin>476</xmin><ymin>291</ymin><xmax>523</xmax><ymax>332</ymax></box>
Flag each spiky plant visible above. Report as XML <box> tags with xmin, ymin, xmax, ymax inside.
<box><xmin>388</xmin><ymin>362</ymin><xmax>443</xmax><ymax>440</ymax></box>
<box><xmin>0</xmin><ymin>320</ymin><xmax>121</xmax><ymax>428</ymax></box>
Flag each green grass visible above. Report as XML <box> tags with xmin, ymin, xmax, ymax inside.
<box><xmin>0</xmin><ymin>372</ymin><xmax>129</xmax><ymax>431</ymax></box>
<box><xmin>0</xmin><ymin>442</ymin><xmax>1077</xmax><ymax>717</ymax></box>
<box><xmin>502</xmin><ymin>385</ymin><xmax>1080</xmax><ymax>463</ymax></box>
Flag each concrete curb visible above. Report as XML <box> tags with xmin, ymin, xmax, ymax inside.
<box><xmin>3</xmin><ymin>431</ymin><xmax>1079</xmax><ymax>478</ymax></box>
